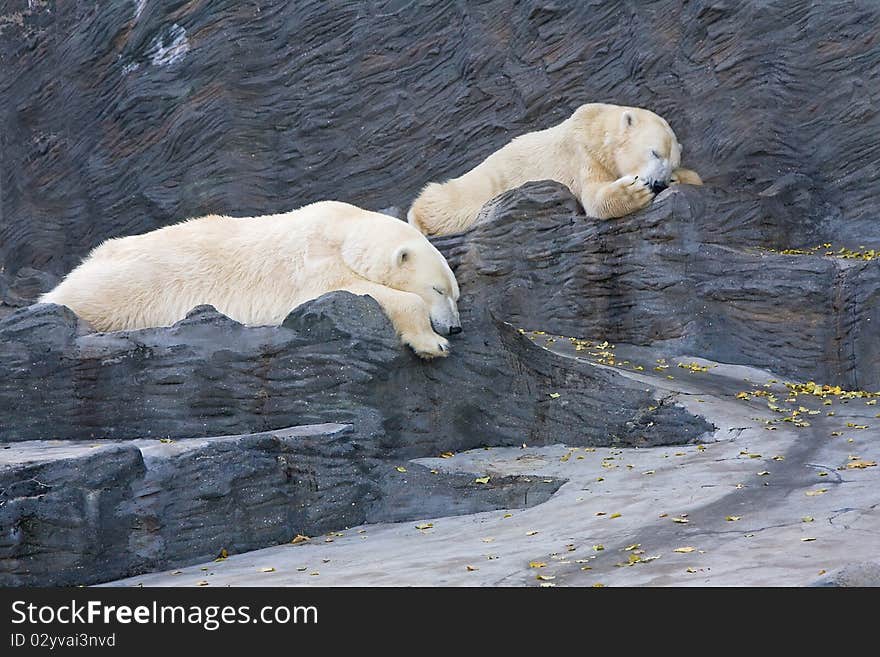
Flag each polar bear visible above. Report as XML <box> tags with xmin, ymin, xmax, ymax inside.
<box><xmin>40</xmin><ymin>201</ymin><xmax>461</xmax><ymax>359</ymax></box>
<box><xmin>408</xmin><ymin>103</ymin><xmax>703</xmax><ymax>236</ymax></box>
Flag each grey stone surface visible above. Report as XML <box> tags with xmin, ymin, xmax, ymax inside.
<box><xmin>107</xmin><ymin>356</ymin><xmax>880</xmax><ymax>588</ymax></box>
<box><xmin>436</xmin><ymin>182</ymin><xmax>880</xmax><ymax>388</ymax></box>
<box><xmin>0</xmin><ymin>424</ymin><xmax>567</xmax><ymax>586</ymax></box>
<box><xmin>0</xmin><ymin>294</ymin><xmax>710</xmax><ymax>448</ymax></box>
<box><xmin>810</xmin><ymin>562</ymin><xmax>880</xmax><ymax>587</ymax></box>
<box><xmin>2</xmin><ymin>0</ymin><xmax>879</xmax><ymax>312</ymax></box>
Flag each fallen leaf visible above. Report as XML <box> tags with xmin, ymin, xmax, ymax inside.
<box><xmin>802</xmin><ymin>516</ymin><xmax>814</xmax><ymax>522</ymax></box>
<box><xmin>260</xmin><ymin>567</ymin><xmax>275</xmax><ymax>573</ymax></box>
<box><xmin>596</xmin><ymin>477</ymin><xmax>605</xmax><ymax>482</ymax></box>
<box><xmin>415</xmin><ymin>523</ymin><xmax>433</xmax><ymax>530</ymax></box>
<box><xmin>440</xmin><ymin>451</ymin><xmax>454</xmax><ymax>458</ymax></box>
<box><xmin>529</xmin><ymin>561</ymin><xmax>547</xmax><ymax>568</ymax></box>
<box><xmin>673</xmin><ymin>546</ymin><xmax>696</xmax><ymax>553</ymax></box>
<box><xmin>725</xmin><ymin>515</ymin><xmax>742</xmax><ymax>522</ymax></box>
<box><xmin>609</xmin><ymin>513</ymin><xmax>622</xmax><ymax>519</ymax></box>
<box><xmin>805</xmin><ymin>489</ymin><xmax>827</xmax><ymax>496</ymax></box>
<box><xmin>474</xmin><ymin>476</ymin><xmax>490</xmax><ymax>484</ymax></box>
<box><xmin>624</xmin><ymin>544</ymin><xmax>641</xmax><ymax>551</ymax></box>
<box><xmin>581</xmin><ymin>566</ymin><xmax>592</xmax><ymax>571</ymax></box>
<box><xmin>171</xmin><ymin>571</ymin><xmax>182</xmax><ymax>575</ymax></box>
<box><xmin>548</xmin><ymin>393</ymin><xmax>561</xmax><ymax>399</ymax></box>
<box><xmin>672</xmin><ymin>517</ymin><xmax>689</xmax><ymax>524</ymax></box>
<box><xmin>466</xmin><ymin>565</ymin><xmax>477</xmax><ymax>572</ymax></box>
<box><xmin>593</xmin><ymin>544</ymin><xmax>605</xmax><ymax>551</ymax></box>
<box><xmin>290</xmin><ymin>534</ymin><xmax>310</xmax><ymax>544</ymax></box>
<box><xmin>592</xmin><ymin>583</ymin><xmax>605</xmax><ymax>587</ymax></box>
<box><xmin>159</xmin><ymin>438</ymin><xmax>173</xmax><ymax>444</ymax></box>
<box><xmin>818</xmin><ymin>569</ymin><xmax>826</xmax><ymax>575</ymax></box>
<box><xmin>685</xmin><ymin>568</ymin><xmax>697</xmax><ymax>574</ymax></box>
<box><xmin>296</xmin><ymin>567</ymin><xmax>307</xmax><ymax>572</ymax></box>
<box><xmin>846</xmin><ymin>460</ymin><xmax>876</xmax><ymax>469</ymax></box>
<box><xmin>772</xmin><ymin>455</ymin><xmax>785</xmax><ymax>461</ymax></box>
<box><xmin>526</xmin><ymin>530</ymin><xmax>539</xmax><ymax>536</ymax></box>
<box><xmin>197</xmin><ymin>581</ymin><xmax>209</xmax><ymax>586</ymax></box>
<box><xmin>481</xmin><ymin>537</ymin><xmax>494</xmax><ymax>543</ymax></box>
<box><xmin>503</xmin><ymin>513</ymin><xmax>512</xmax><ymax>518</ymax></box>
<box><xmin>395</xmin><ymin>466</ymin><xmax>407</xmax><ymax>473</ymax></box>
<box><xmin>801</xmin><ymin>537</ymin><xmax>817</xmax><ymax>542</ymax></box>
<box><xmin>536</xmin><ymin>574</ymin><xmax>555</xmax><ymax>581</ymax></box>
<box><xmin>642</xmin><ymin>470</ymin><xmax>655</xmax><ymax>475</ymax></box>
<box><xmin>310</xmin><ymin>572</ymin><xmax>319</xmax><ymax>576</ymax></box>
<box><xmin>215</xmin><ymin>548</ymin><xmax>228</xmax><ymax>561</ymax></box>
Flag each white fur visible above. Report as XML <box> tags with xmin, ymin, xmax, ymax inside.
<box><xmin>408</xmin><ymin>103</ymin><xmax>702</xmax><ymax>235</ymax></box>
<box><xmin>40</xmin><ymin>201</ymin><xmax>461</xmax><ymax>359</ymax></box>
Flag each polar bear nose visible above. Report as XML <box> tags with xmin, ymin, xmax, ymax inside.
<box><xmin>650</xmin><ymin>180</ymin><xmax>668</xmax><ymax>194</ymax></box>
<box><xmin>448</xmin><ymin>325</ymin><xmax>462</xmax><ymax>335</ymax></box>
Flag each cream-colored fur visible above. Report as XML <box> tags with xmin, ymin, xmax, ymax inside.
<box><xmin>40</xmin><ymin>201</ymin><xmax>462</xmax><ymax>359</ymax></box>
<box><xmin>408</xmin><ymin>103</ymin><xmax>702</xmax><ymax>235</ymax></box>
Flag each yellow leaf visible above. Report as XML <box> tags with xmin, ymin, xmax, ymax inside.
<box><xmin>592</xmin><ymin>583</ymin><xmax>605</xmax><ymax>588</ymax></box>
<box><xmin>290</xmin><ymin>534</ymin><xmax>310</xmax><ymax>545</ymax></box>
<box><xmin>466</xmin><ymin>565</ymin><xmax>477</xmax><ymax>571</ymax></box>
<box><xmin>624</xmin><ymin>544</ymin><xmax>640</xmax><ymax>551</ymax></box>
<box><xmin>215</xmin><ymin>548</ymin><xmax>228</xmax><ymax>561</ymax></box>
<box><xmin>805</xmin><ymin>489</ymin><xmax>827</xmax><ymax>496</ymax></box>
<box><xmin>536</xmin><ymin>574</ymin><xmax>555</xmax><ymax>581</ymax></box>
<box><xmin>672</xmin><ymin>517</ymin><xmax>689</xmax><ymax>524</ymax></box>
<box><xmin>685</xmin><ymin>568</ymin><xmax>697</xmax><ymax>574</ymax></box>
<box><xmin>736</xmin><ymin>392</ymin><xmax>750</xmax><ymax>399</ymax></box>
<box><xmin>846</xmin><ymin>460</ymin><xmax>876</xmax><ymax>469</ymax></box>
<box><xmin>197</xmin><ymin>581</ymin><xmax>209</xmax><ymax>586</ymax></box>
<box><xmin>593</xmin><ymin>544</ymin><xmax>605</xmax><ymax>551</ymax></box>
<box><xmin>503</xmin><ymin>513</ymin><xmax>512</xmax><ymax>518</ymax></box>
<box><xmin>396</xmin><ymin>466</ymin><xmax>407</xmax><ymax>473</ymax></box>
<box><xmin>415</xmin><ymin>523</ymin><xmax>433</xmax><ymax>530</ymax></box>
<box><xmin>725</xmin><ymin>515</ymin><xmax>742</xmax><ymax>522</ymax></box>
<box><xmin>802</xmin><ymin>516</ymin><xmax>814</xmax><ymax>522</ymax></box>
<box><xmin>529</xmin><ymin>561</ymin><xmax>547</xmax><ymax>568</ymax></box>
<box><xmin>159</xmin><ymin>438</ymin><xmax>173</xmax><ymax>444</ymax></box>
<box><xmin>440</xmin><ymin>451</ymin><xmax>454</xmax><ymax>458</ymax></box>
<box><xmin>474</xmin><ymin>476</ymin><xmax>490</xmax><ymax>484</ymax></box>
<box><xmin>260</xmin><ymin>567</ymin><xmax>275</xmax><ymax>573</ymax></box>
<box><xmin>596</xmin><ymin>477</ymin><xmax>604</xmax><ymax>482</ymax></box>
<box><xmin>609</xmin><ymin>513</ymin><xmax>622</xmax><ymax>519</ymax></box>
<box><xmin>581</xmin><ymin>566</ymin><xmax>592</xmax><ymax>571</ymax></box>
<box><xmin>673</xmin><ymin>546</ymin><xmax>696</xmax><ymax>553</ymax></box>
<box><xmin>772</xmin><ymin>455</ymin><xmax>785</xmax><ymax>461</ymax></box>
<box><xmin>548</xmin><ymin>392</ymin><xmax>561</xmax><ymax>399</ymax></box>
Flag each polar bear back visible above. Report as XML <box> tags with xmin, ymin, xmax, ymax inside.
<box><xmin>39</xmin><ymin>201</ymin><xmax>435</xmax><ymax>332</ymax></box>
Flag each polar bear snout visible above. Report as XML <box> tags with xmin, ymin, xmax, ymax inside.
<box><xmin>429</xmin><ymin>297</ymin><xmax>462</xmax><ymax>336</ymax></box>
<box><xmin>650</xmin><ymin>180</ymin><xmax>669</xmax><ymax>195</ymax></box>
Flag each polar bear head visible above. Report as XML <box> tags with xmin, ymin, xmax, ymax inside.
<box><xmin>387</xmin><ymin>238</ymin><xmax>462</xmax><ymax>336</ymax></box>
<box><xmin>574</xmin><ymin>104</ymin><xmax>684</xmax><ymax>195</ymax></box>
<box><xmin>341</xmin><ymin>213</ymin><xmax>462</xmax><ymax>336</ymax></box>
<box><xmin>607</xmin><ymin>106</ymin><xmax>683</xmax><ymax>194</ymax></box>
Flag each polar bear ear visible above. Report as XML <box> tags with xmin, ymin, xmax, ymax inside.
<box><xmin>393</xmin><ymin>246</ymin><xmax>410</xmax><ymax>267</ymax></box>
<box><xmin>621</xmin><ymin>111</ymin><xmax>635</xmax><ymax>131</ymax></box>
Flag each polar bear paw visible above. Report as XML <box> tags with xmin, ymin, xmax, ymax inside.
<box><xmin>403</xmin><ymin>331</ymin><xmax>450</xmax><ymax>359</ymax></box>
<box><xmin>613</xmin><ymin>175</ymin><xmax>655</xmax><ymax>213</ymax></box>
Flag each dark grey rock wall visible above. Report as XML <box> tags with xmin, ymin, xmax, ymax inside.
<box><xmin>436</xmin><ymin>182</ymin><xmax>880</xmax><ymax>389</ymax></box>
<box><xmin>0</xmin><ymin>293</ymin><xmax>710</xmax><ymax>447</ymax></box>
<box><xmin>2</xmin><ymin>0</ymin><xmax>878</xmax><ymax>305</ymax></box>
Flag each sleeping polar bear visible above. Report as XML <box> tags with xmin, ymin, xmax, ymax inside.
<box><xmin>408</xmin><ymin>103</ymin><xmax>703</xmax><ymax>236</ymax></box>
<box><xmin>40</xmin><ymin>201</ymin><xmax>461</xmax><ymax>359</ymax></box>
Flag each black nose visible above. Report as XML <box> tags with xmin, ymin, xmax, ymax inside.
<box><xmin>448</xmin><ymin>326</ymin><xmax>462</xmax><ymax>335</ymax></box>
<box><xmin>651</xmin><ymin>180</ymin><xmax>668</xmax><ymax>194</ymax></box>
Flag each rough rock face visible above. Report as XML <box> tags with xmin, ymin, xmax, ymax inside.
<box><xmin>0</xmin><ymin>294</ymin><xmax>709</xmax><ymax>447</ymax></box>
<box><xmin>436</xmin><ymin>182</ymin><xmax>880</xmax><ymax>389</ymax></box>
<box><xmin>3</xmin><ymin>0</ymin><xmax>879</xmax><ymax>321</ymax></box>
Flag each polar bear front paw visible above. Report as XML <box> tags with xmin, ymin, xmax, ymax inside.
<box><xmin>403</xmin><ymin>331</ymin><xmax>450</xmax><ymax>359</ymax></box>
<box><xmin>613</xmin><ymin>175</ymin><xmax>655</xmax><ymax>213</ymax></box>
